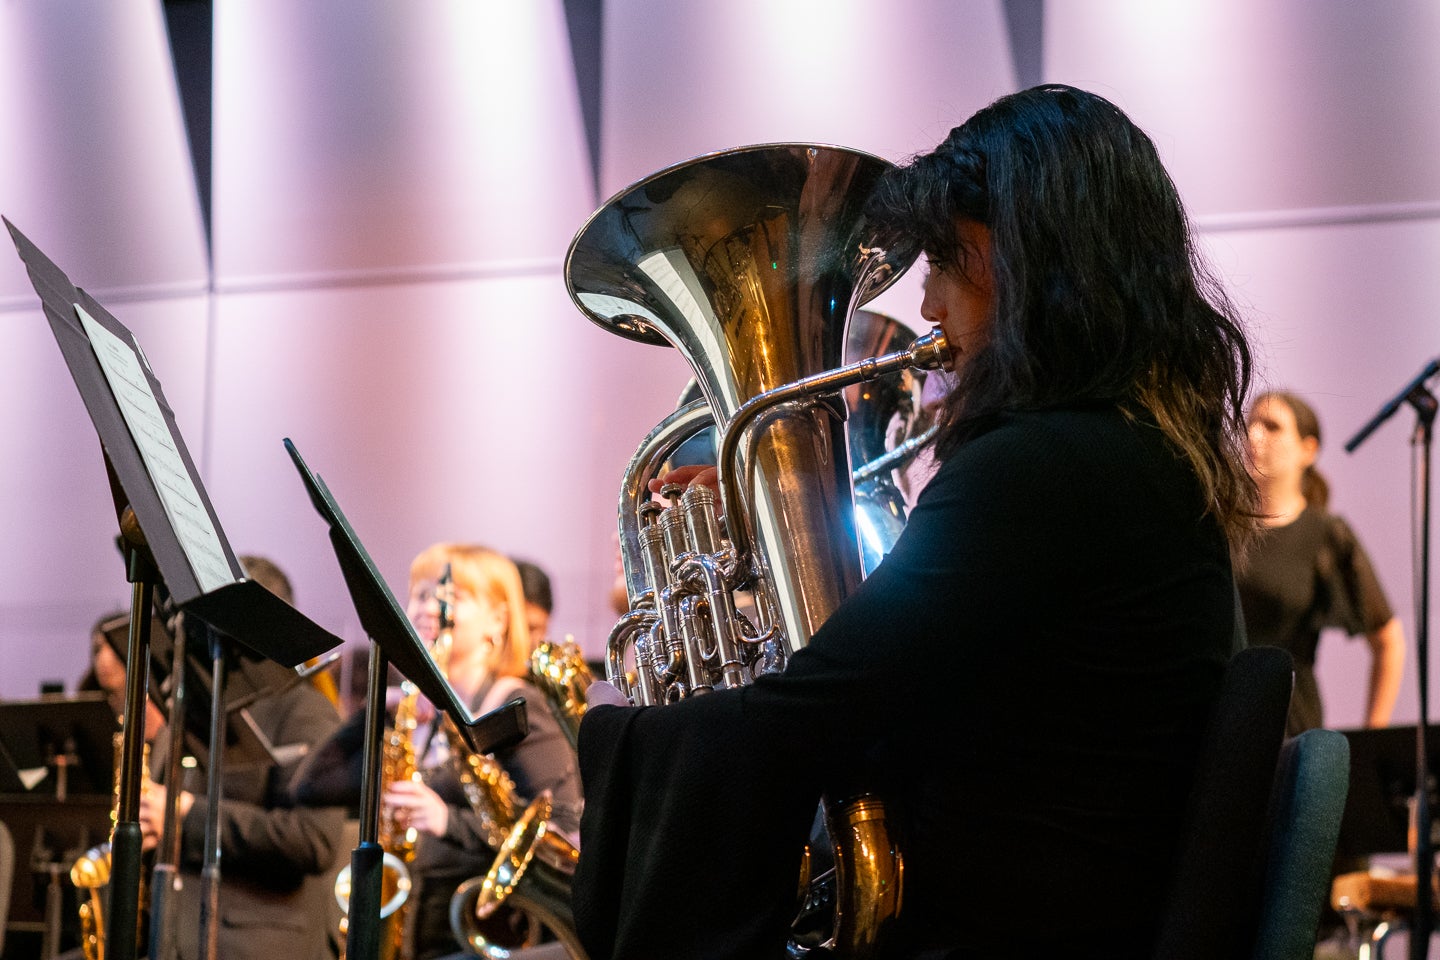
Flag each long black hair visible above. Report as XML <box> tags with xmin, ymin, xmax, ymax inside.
<box><xmin>869</xmin><ymin>84</ymin><xmax>1257</xmax><ymax>548</ymax></box>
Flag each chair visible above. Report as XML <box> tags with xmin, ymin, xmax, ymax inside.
<box><xmin>1252</xmin><ymin>729</ymin><xmax>1352</xmax><ymax>960</ymax></box>
<box><xmin>1151</xmin><ymin>645</ymin><xmax>1295</xmax><ymax>960</ymax></box>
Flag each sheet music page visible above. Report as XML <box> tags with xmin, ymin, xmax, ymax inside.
<box><xmin>76</xmin><ymin>304</ymin><xmax>233</xmax><ymax>593</ymax></box>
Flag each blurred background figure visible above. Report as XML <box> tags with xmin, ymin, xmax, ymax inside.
<box><xmin>513</xmin><ymin>559</ymin><xmax>554</xmax><ymax>648</ymax></box>
<box><xmin>136</xmin><ymin>554</ymin><xmax>345</xmax><ymax>960</ymax></box>
<box><xmin>295</xmin><ymin>543</ymin><xmax>582</xmax><ymax>960</ymax></box>
<box><xmin>77</xmin><ymin>610</ymin><xmax>164</xmax><ymax>740</ymax></box>
<box><xmin>1238</xmin><ymin>390</ymin><xmax>1405</xmax><ymax>735</ymax></box>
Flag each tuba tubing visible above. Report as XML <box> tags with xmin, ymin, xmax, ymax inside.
<box><xmin>715</xmin><ymin>328</ymin><xmax>951</xmax><ymax>589</ymax></box>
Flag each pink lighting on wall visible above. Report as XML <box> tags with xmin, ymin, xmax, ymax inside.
<box><xmin>212</xmin><ymin>0</ymin><xmax>595</xmax><ymax>289</ymax></box>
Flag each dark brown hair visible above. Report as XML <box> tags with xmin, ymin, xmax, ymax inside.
<box><xmin>868</xmin><ymin>85</ymin><xmax>1258</xmax><ymax>549</ymax></box>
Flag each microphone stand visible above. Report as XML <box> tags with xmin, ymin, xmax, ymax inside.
<box><xmin>1346</xmin><ymin>357</ymin><xmax>1439</xmax><ymax>960</ymax></box>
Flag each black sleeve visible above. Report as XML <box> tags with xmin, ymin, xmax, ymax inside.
<box><xmin>289</xmin><ymin>705</ymin><xmax>365</xmax><ymax>812</ymax></box>
<box><xmin>1323</xmin><ymin>514</ymin><xmax>1395</xmax><ymax>636</ymax></box>
<box><xmin>573</xmin><ymin>416</ymin><xmax>1086</xmax><ymax>960</ymax></box>
<box><xmin>573</xmin><ymin>410</ymin><xmax>1233</xmax><ymax>960</ymax></box>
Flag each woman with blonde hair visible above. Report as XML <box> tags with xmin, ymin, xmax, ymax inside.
<box><xmin>375</xmin><ymin>542</ymin><xmax>580</xmax><ymax>959</ymax></box>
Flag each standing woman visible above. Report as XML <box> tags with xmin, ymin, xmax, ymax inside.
<box><xmin>1240</xmin><ymin>391</ymin><xmax>1405</xmax><ymax>734</ymax></box>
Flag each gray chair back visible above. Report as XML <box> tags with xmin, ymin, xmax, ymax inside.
<box><xmin>1251</xmin><ymin>729</ymin><xmax>1351</xmax><ymax>960</ymax></box>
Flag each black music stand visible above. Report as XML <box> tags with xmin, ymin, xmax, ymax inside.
<box><xmin>282</xmin><ymin>438</ymin><xmax>528</xmax><ymax>960</ymax></box>
<box><xmin>1337</xmin><ymin>725</ymin><xmax>1440</xmax><ymax>860</ymax></box>
<box><xmin>0</xmin><ymin>695</ymin><xmax>118</xmax><ymax>954</ymax></box>
<box><xmin>6</xmin><ymin>218</ymin><xmax>344</xmax><ymax>960</ymax></box>
<box><xmin>97</xmin><ymin>613</ymin><xmax>279</xmax><ymax>769</ymax></box>
<box><xmin>0</xmin><ymin>695</ymin><xmax>117</xmax><ymax>801</ymax></box>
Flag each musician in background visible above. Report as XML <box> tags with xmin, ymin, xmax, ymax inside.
<box><xmin>1239</xmin><ymin>390</ymin><xmax>1405</xmax><ymax>734</ymax></box>
<box><xmin>78</xmin><ymin>610</ymin><xmax>164</xmax><ymax>739</ymax></box>
<box><xmin>575</xmin><ymin>84</ymin><xmax>1260</xmax><ymax>959</ymax></box>
<box><xmin>297</xmin><ymin>544</ymin><xmax>581</xmax><ymax>959</ymax></box>
<box><xmin>514</xmin><ymin>559</ymin><xmax>555</xmax><ymax>647</ymax></box>
<box><xmin>137</xmin><ymin>555</ymin><xmax>344</xmax><ymax>960</ymax></box>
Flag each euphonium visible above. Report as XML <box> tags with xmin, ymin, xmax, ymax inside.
<box><xmin>568</xmin><ymin>143</ymin><xmax>949</xmax><ymax>957</ymax></box>
<box><xmin>71</xmin><ymin>733</ymin><xmax>151</xmax><ymax>960</ymax></box>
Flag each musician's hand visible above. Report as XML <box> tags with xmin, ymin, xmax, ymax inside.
<box><xmin>586</xmin><ymin>680</ymin><xmax>630</xmax><ymax>708</ymax></box>
<box><xmin>137</xmin><ymin>784</ymin><xmax>195</xmax><ymax>852</ymax></box>
<box><xmin>383</xmin><ymin>777</ymin><xmax>449</xmax><ymax>837</ymax></box>
<box><xmin>647</xmin><ymin>465</ymin><xmax>718</xmax><ymax>496</ymax></box>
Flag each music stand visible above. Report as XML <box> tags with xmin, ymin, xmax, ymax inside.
<box><xmin>282</xmin><ymin>438</ymin><xmax>527</xmax><ymax>960</ymax></box>
<box><xmin>97</xmin><ymin>613</ymin><xmax>278</xmax><ymax>769</ymax></box>
<box><xmin>1337</xmin><ymin>725</ymin><xmax>1440</xmax><ymax>860</ymax></box>
<box><xmin>6</xmin><ymin>218</ymin><xmax>344</xmax><ymax>960</ymax></box>
<box><xmin>0</xmin><ymin>694</ymin><xmax>118</xmax><ymax>800</ymax></box>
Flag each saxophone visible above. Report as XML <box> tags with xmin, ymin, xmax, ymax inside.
<box><xmin>71</xmin><ymin>733</ymin><xmax>151</xmax><ymax>960</ymax></box>
<box><xmin>443</xmin><ymin>631</ymin><xmax>588</xmax><ymax>958</ymax></box>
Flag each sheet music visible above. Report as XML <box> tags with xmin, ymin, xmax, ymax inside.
<box><xmin>76</xmin><ymin>304</ymin><xmax>233</xmax><ymax>594</ymax></box>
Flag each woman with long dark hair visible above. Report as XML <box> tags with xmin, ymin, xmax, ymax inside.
<box><xmin>575</xmin><ymin>85</ymin><xmax>1259</xmax><ymax>959</ymax></box>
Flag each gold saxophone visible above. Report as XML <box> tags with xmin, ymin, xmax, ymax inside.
<box><xmin>71</xmin><ymin>733</ymin><xmax>151</xmax><ymax>960</ymax></box>
<box><xmin>569</xmin><ymin>143</ymin><xmax>949</xmax><ymax>957</ymax></box>
<box><xmin>445</xmin><ymin>639</ymin><xmax>590</xmax><ymax>958</ymax></box>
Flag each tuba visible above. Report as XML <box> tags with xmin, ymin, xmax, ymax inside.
<box><xmin>568</xmin><ymin>144</ymin><xmax>948</xmax><ymax>957</ymax></box>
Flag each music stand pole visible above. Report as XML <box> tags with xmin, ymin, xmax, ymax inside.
<box><xmin>107</xmin><ymin>508</ymin><xmax>155</xmax><ymax>960</ymax></box>
<box><xmin>199</xmin><ymin>627</ymin><xmax>227</xmax><ymax>960</ymax></box>
<box><xmin>150</xmin><ymin>613</ymin><xmax>188</xmax><ymax>960</ymax></box>
<box><xmin>345</xmin><ymin>641</ymin><xmax>390</xmax><ymax>960</ymax></box>
<box><xmin>1346</xmin><ymin>363</ymin><xmax>1437</xmax><ymax>960</ymax></box>
<box><xmin>1409</xmin><ymin>394</ymin><xmax>1434</xmax><ymax>960</ymax></box>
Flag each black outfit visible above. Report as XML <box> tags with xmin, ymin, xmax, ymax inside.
<box><xmin>156</xmin><ymin>678</ymin><xmax>346</xmax><ymax>960</ymax></box>
<box><xmin>1236</xmin><ymin>505</ymin><xmax>1393</xmax><ymax>735</ymax></box>
<box><xmin>575</xmin><ymin>405</ymin><xmax>1236</xmax><ymax>960</ymax></box>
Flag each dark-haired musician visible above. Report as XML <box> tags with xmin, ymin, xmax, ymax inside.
<box><xmin>574</xmin><ymin>85</ymin><xmax>1259</xmax><ymax>959</ymax></box>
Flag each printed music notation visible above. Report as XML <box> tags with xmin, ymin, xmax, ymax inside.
<box><xmin>75</xmin><ymin>303</ymin><xmax>233</xmax><ymax>594</ymax></box>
